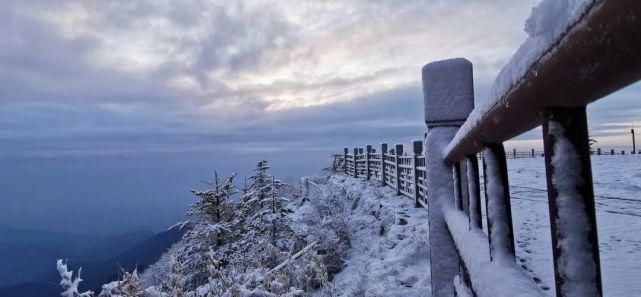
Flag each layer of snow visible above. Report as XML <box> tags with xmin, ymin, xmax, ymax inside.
<box><xmin>444</xmin><ymin>0</ymin><xmax>596</xmax><ymax>155</ymax></box>
<box><xmin>309</xmin><ymin>175</ymin><xmax>431</xmax><ymax>297</ymax></box>
<box><xmin>444</xmin><ymin>209</ymin><xmax>545</xmax><ymax>297</ymax></box>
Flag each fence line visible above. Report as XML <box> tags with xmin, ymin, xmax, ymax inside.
<box><xmin>332</xmin><ymin>1</ymin><xmax>641</xmax><ymax>296</ymax></box>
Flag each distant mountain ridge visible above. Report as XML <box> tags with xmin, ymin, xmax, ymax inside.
<box><xmin>0</xmin><ymin>223</ymin><xmax>190</xmax><ymax>297</ymax></box>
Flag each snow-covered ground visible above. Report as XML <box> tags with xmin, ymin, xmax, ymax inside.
<box><xmin>315</xmin><ymin>154</ymin><xmax>641</xmax><ymax>297</ymax></box>
<box><xmin>502</xmin><ymin>154</ymin><xmax>641</xmax><ymax>296</ymax></box>
<box><xmin>304</xmin><ymin>175</ymin><xmax>431</xmax><ymax>297</ymax></box>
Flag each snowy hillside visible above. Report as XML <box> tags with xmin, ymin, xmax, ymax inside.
<box><xmin>52</xmin><ymin>154</ymin><xmax>641</xmax><ymax>296</ymax></box>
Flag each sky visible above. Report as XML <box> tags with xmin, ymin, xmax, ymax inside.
<box><xmin>1</xmin><ymin>0</ymin><xmax>640</xmax><ymax>235</ymax></box>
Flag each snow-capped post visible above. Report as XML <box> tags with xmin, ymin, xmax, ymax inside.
<box><xmin>422</xmin><ymin>58</ymin><xmax>474</xmax><ymax>297</ymax></box>
<box><xmin>343</xmin><ymin>148</ymin><xmax>348</xmax><ymax>174</ymax></box>
<box><xmin>366</xmin><ymin>145</ymin><xmax>372</xmax><ymax>180</ymax></box>
<box><xmin>482</xmin><ymin>143</ymin><xmax>516</xmax><ymax>261</ymax></box>
<box><xmin>381</xmin><ymin>143</ymin><xmax>388</xmax><ymax>186</ymax></box>
<box><xmin>412</xmin><ymin>140</ymin><xmax>423</xmax><ymax>208</ymax></box>
<box><xmin>531</xmin><ymin>148</ymin><xmax>535</xmax><ymax>158</ymax></box>
<box><xmin>353</xmin><ymin>148</ymin><xmax>358</xmax><ymax>177</ymax></box>
<box><xmin>394</xmin><ymin>144</ymin><xmax>403</xmax><ymax>196</ymax></box>
<box><xmin>466</xmin><ymin>155</ymin><xmax>482</xmax><ymax>229</ymax></box>
<box><xmin>513</xmin><ymin>148</ymin><xmax>517</xmax><ymax>159</ymax></box>
<box><xmin>542</xmin><ymin>107</ymin><xmax>603</xmax><ymax>297</ymax></box>
<box><xmin>597</xmin><ymin>148</ymin><xmax>601</xmax><ymax>155</ymax></box>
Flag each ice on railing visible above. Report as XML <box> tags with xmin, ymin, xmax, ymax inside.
<box><xmin>444</xmin><ymin>209</ymin><xmax>545</xmax><ymax>297</ymax></box>
<box><xmin>445</xmin><ymin>0</ymin><xmax>595</xmax><ymax>155</ymax></box>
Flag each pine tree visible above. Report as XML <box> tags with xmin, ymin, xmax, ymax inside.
<box><xmin>189</xmin><ymin>171</ymin><xmax>237</xmax><ymax>223</ymax></box>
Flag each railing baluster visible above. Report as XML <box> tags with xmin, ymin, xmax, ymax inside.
<box><xmin>381</xmin><ymin>143</ymin><xmax>388</xmax><ymax>186</ymax></box>
<box><xmin>482</xmin><ymin>143</ymin><xmax>515</xmax><ymax>261</ymax></box>
<box><xmin>412</xmin><ymin>140</ymin><xmax>423</xmax><ymax>208</ymax></box>
<box><xmin>542</xmin><ymin>107</ymin><xmax>603</xmax><ymax>297</ymax></box>
<box><xmin>453</xmin><ymin>162</ymin><xmax>463</xmax><ymax>210</ymax></box>
<box><xmin>466</xmin><ymin>155</ymin><xmax>482</xmax><ymax>229</ymax></box>
<box><xmin>395</xmin><ymin>144</ymin><xmax>403</xmax><ymax>196</ymax></box>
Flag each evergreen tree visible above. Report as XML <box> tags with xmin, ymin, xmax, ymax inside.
<box><xmin>189</xmin><ymin>171</ymin><xmax>237</xmax><ymax>223</ymax></box>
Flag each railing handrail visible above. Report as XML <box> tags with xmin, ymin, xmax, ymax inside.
<box><xmin>444</xmin><ymin>0</ymin><xmax>641</xmax><ymax>162</ymax></box>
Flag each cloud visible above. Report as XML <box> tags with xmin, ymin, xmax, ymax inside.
<box><xmin>2</xmin><ymin>0</ymin><xmax>640</xmax><ymax>161</ymax></box>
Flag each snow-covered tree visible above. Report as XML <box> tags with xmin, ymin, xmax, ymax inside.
<box><xmin>189</xmin><ymin>171</ymin><xmax>237</xmax><ymax>224</ymax></box>
<box><xmin>98</xmin><ymin>269</ymin><xmax>145</xmax><ymax>297</ymax></box>
<box><xmin>57</xmin><ymin>259</ymin><xmax>94</xmax><ymax>297</ymax></box>
<box><xmin>236</xmin><ymin>161</ymin><xmax>292</xmax><ymax>248</ymax></box>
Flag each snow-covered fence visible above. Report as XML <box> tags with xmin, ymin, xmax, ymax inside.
<box><xmin>421</xmin><ymin>1</ymin><xmax>641</xmax><ymax>297</ymax></box>
<box><xmin>341</xmin><ymin>140</ymin><xmax>427</xmax><ymax>208</ymax></box>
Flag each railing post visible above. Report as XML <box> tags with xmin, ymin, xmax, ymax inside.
<box><xmin>412</xmin><ymin>140</ymin><xmax>423</xmax><ymax>208</ymax></box>
<box><xmin>366</xmin><ymin>145</ymin><xmax>372</xmax><ymax>181</ymax></box>
<box><xmin>610</xmin><ymin>149</ymin><xmax>614</xmax><ymax>155</ymax></box>
<box><xmin>597</xmin><ymin>148</ymin><xmax>601</xmax><ymax>155</ymax></box>
<box><xmin>395</xmin><ymin>144</ymin><xmax>403</xmax><ymax>196</ymax></box>
<box><xmin>513</xmin><ymin>148</ymin><xmax>517</xmax><ymax>159</ymax></box>
<box><xmin>353</xmin><ymin>148</ymin><xmax>358</xmax><ymax>178</ymax></box>
<box><xmin>483</xmin><ymin>143</ymin><xmax>516</xmax><ymax>261</ymax></box>
<box><xmin>542</xmin><ymin>107</ymin><xmax>602</xmax><ymax>297</ymax></box>
<box><xmin>422</xmin><ymin>58</ymin><xmax>474</xmax><ymax>297</ymax></box>
<box><xmin>466</xmin><ymin>155</ymin><xmax>482</xmax><ymax>229</ymax></box>
<box><xmin>381</xmin><ymin>143</ymin><xmax>388</xmax><ymax>186</ymax></box>
<box><xmin>532</xmin><ymin>148</ymin><xmax>535</xmax><ymax>158</ymax></box>
<box><xmin>343</xmin><ymin>148</ymin><xmax>348</xmax><ymax>174</ymax></box>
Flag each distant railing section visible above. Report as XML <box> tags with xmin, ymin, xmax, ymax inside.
<box><xmin>334</xmin><ymin>142</ymin><xmax>426</xmax><ymax>207</ymax></box>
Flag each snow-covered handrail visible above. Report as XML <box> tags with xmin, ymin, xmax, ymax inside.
<box><xmin>418</xmin><ymin>1</ymin><xmax>641</xmax><ymax>296</ymax></box>
<box><xmin>444</xmin><ymin>0</ymin><xmax>641</xmax><ymax>162</ymax></box>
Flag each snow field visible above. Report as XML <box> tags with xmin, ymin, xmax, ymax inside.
<box><xmin>498</xmin><ymin>154</ymin><xmax>641</xmax><ymax>296</ymax></box>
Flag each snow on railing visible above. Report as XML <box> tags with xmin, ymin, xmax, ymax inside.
<box><xmin>334</xmin><ymin>1</ymin><xmax>641</xmax><ymax>296</ymax></box>
<box><xmin>419</xmin><ymin>1</ymin><xmax>641</xmax><ymax>297</ymax></box>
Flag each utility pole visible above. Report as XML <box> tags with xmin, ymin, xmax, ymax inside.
<box><xmin>632</xmin><ymin>128</ymin><xmax>636</xmax><ymax>154</ymax></box>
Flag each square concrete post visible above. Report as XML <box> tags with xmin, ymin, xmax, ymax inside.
<box><xmin>343</xmin><ymin>148</ymin><xmax>348</xmax><ymax>174</ymax></box>
<box><xmin>381</xmin><ymin>143</ymin><xmax>388</xmax><ymax>186</ymax></box>
<box><xmin>353</xmin><ymin>148</ymin><xmax>358</xmax><ymax>177</ymax></box>
<box><xmin>423</xmin><ymin>58</ymin><xmax>474</xmax><ymax>297</ymax></box>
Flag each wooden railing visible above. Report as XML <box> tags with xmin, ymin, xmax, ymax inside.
<box><xmin>334</xmin><ymin>1</ymin><xmax>641</xmax><ymax>296</ymax></box>
<box><xmin>338</xmin><ymin>142</ymin><xmax>427</xmax><ymax>207</ymax></box>
<box><xmin>423</xmin><ymin>1</ymin><xmax>641</xmax><ymax>297</ymax></box>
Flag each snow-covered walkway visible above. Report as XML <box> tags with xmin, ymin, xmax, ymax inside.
<box><xmin>309</xmin><ymin>175</ymin><xmax>431</xmax><ymax>297</ymax></box>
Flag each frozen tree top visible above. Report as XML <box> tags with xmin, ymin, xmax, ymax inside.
<box><xmin>445</xmin><ymin>0</ymin><xmax>595</xmax><ymax>154</ymax></box>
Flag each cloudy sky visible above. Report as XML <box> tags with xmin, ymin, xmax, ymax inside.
<box><xmin>2</xmin><ymin>0</ymin><xmax>640</xmax><ymax>234</ymax></box>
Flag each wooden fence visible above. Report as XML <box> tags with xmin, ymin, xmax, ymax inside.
<box><xmin>336</xmin><ymin>141</ymin><xmax>428</xmax><ymax>207</ymax></box>
<box><xmin>334</xmin><ymin>1</ymin><xmax>641</xmax><ymax>296</ymax></box>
